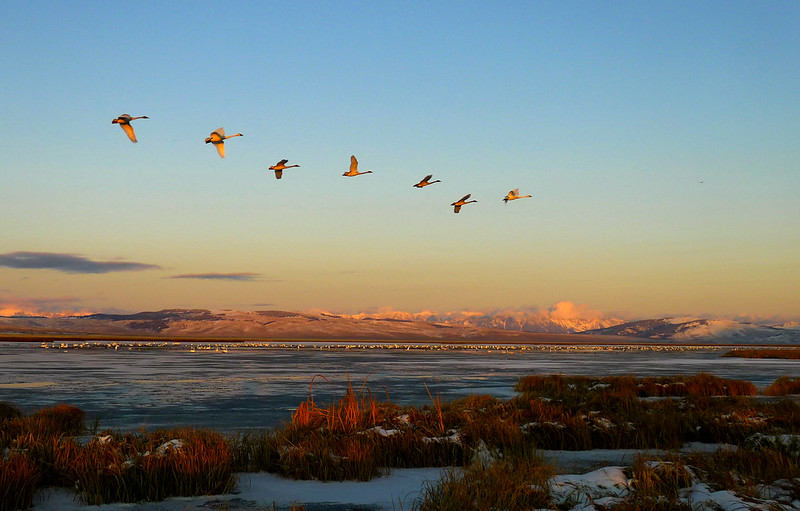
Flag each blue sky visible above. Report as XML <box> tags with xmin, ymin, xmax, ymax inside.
<box><xmin>1</xmin><ymin>2</ymin><xmax>799</xmax><ymax>319</ymax></box>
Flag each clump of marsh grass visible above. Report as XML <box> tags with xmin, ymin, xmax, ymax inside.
<box><xmin>415</xmin><ymin>455</ymin><xmax>553</xmax><ymax>511</ymax></box>
<box><xmin>278</xmin><ymin>375</ymin><xmax>468</xmax><ymax>480</ymax></box>
<box><xmin>687</xmin><ymin>446</ymin><xmax>800</xmax><ymax>502</ymax></box>
<box><xmin>0</xmin><ymin>401</ymin><xmax>22</xmax><ymax>422</ymax></box>
<box><xmin>516</xmin><ymin>373</ymin><xmax>757</xmax><ymax>400</ymax></box>
<box><xmin>765</xmin><ymin>376</ymin><xmax>800</xmax><ymax>396</ymax></box>
<box><xmin>0</xmin><ymin>452</ymin><xmax>39</xmax><ymax>511</ymax></box>
<box><xmin>623</xmin><ymin>454</ymin><xmax>694</xmax><ymax>510</ymax></box>
<box><xmin>70</xmin><ymin>428</ymin><xmax>236</xmax><ymax>505</ymax></box>
<box><xmin>723</xmin><ymin>349</ymin><xmax>800</xmax><ymax>360</ymax></box>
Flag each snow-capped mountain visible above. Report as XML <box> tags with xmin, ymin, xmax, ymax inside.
<box><xmin>330</xmin><ymin>302</ymin><xmax>626</xmax><ymax>334</ymax></box>
<box><xmin>1</xmin><ymin>308</ymin><xmax>797</xmax><ymax>344</ymax></box>
<box><xmin>586</xmin><ymin>317</ymin><xmax>800</xmax><ymax>344</ymax></box>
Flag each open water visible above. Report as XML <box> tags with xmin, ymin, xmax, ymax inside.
<box><xmin>1</xmin><ymin>341</ymin><xmax>797</xmax><ymax>432</ymax></box>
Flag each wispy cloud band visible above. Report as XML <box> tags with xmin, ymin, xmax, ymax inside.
<box><xmin>0</xmin><ymin>252</ymin><xmax>161</xmax><ymax>274</ymax></box>
<box><xmin>169</xmin><ymin>272</ymin><xmax>262</xmax><ymax>282</ymax></box>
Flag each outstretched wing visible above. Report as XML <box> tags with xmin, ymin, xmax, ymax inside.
<box><xmin>350</xmin><ymin>155</ymin><xmax>358</xmax><ymax>173</ymax></box>
<box><xmin>214</xmin><ymin>141</ymin><xmax>225</xmax><ymax>158</ymax></box>
<box><xmin>277</xmin><ymin>159</ymin><xmax>288</xmax><ymax>166</ymax></box>
<box><xmin>454</xmin><ymin>205</ymin><xmax>462</xmax><ymax>213</ymax></box>
<box><xmin>120</xmin><ymin>123</ymin><xmax>137</xmax><ymax>143</ymax></box>
<box><xmin>274</xmin><ymin>169</ymin><xmax>283</xmax><ymax>179</ymax></box>
<box><xmin>422</xmin><ymin>174</ymin><xmax>432</xmax><ymax>182</ymax></box>
<box><xmin>460</xmin><ymin>194</ymin><xmax>471</xmax><ymax>202</ymax></box>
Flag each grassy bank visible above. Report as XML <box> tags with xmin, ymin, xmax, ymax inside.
<box><xmin>2</xmin><ymin>373</ymin><xmax>799</xmax><ymax>510</ymax></box>
<box><xmin>723</xmin><ymin>348</ymin><xmax>800</xmax><ymax>359</ymax></box>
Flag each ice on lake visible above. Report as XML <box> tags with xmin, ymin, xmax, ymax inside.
<box><xmin>1</xmin><ymin>341</ymin><xmax>796</xmax><ymax>432</ymax></box>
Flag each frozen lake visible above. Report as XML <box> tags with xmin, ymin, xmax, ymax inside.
<box><xmin>1</xmin><ymin>341</ymin><xmax>797</xmax><ymax>432</ymax></box>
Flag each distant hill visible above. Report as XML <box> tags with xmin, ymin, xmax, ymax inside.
<box><xmin>584</xmin><ymin>317</ymin><xmax>800</xmax><ymax>344</ymax></box>
<box><xmin>1</xmin><ymin>309</ymin><xmax>797</xmax><ymax>344</ymax></box>
<box><xmin>0</xmin><ymin>309</ymin><xmax>619</xmax><ymax>343</ymax></box>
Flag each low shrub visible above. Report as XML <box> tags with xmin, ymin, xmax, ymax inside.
<box><xmin>31</xmin><ymin>404</ymin><xmax>86</xmax><ymax>436</ymax></box>
<box><xmin>0</xmin><ymin>402</ymin><xmax>22</xmax><ymax>423</ymax></box>
<box><xmin>765</xmin><ymin>376</ymin><xmax>800</xmax><ymax>396</ymax></box>
<box><xmin>70</xmin><ymin>429</ymin><xmax>236</xmax><ymax>505</ymax></box>
<box><xmin>416</xmin><ymin>455</ymin><xmax>553</xmax><ymax>511</ymax></box>
<box><xmin>0</xmin><ymin>452</ymin><xmax>39</xmax><ymax>511</ymax></box>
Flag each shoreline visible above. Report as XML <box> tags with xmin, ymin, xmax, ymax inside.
<box><xmin>2</xmin><ymin>332</ymin><xmax>799</xmax><ymax>349</ymax></box>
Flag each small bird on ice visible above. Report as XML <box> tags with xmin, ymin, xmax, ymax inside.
<box><xmin>112</xmin><ymin>114</ymin><xmax>148</xmax><ymax>143</ymax></box>
<box><xmin>269</xmin><ymin>159</ymin><xmax>300</xmax><ymax>179</ymax></box>
<box><xmin>205</xmin><ymin>127</ymin><xmax>243</xmax><ymax>158</ymax></box>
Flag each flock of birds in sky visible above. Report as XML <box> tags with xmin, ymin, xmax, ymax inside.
<box><xmin>112</xmin><ymin>114</ymin><xmax>532</xmax><ymax>213</ymax></box>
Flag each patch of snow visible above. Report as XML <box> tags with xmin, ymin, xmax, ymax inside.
<box><xmin>549</xmin><ymin>466</ymin><xmax>631</xmax><ymax>508</ymax></box>
<box><xmin>31</xmin><ymin>468</ymin><xmax>450</xmax><ymax>511</ymax></box>
<box><xmin>746</xmin><ymin>433</ymin><xmax>800</xmax><ymax>457</ymax></box>
<box><xmin>680</xmin><ymin>482</ymin><xmax>754</xmax><ymax>511</ymax></box>
<box><xmin>668</xmin><ymin>316</ymin><xmax>703</xmax><ymax>325</ymax></box>
<box><xmin>422</xmin><ymin>429</ymin><xmax>460</xmax><ymax>444</ymax></box>
<box><xmin>364</xmin><ymin>426</ymin><xmax>400</xmax><ymax>437</ymax></box>
<box><xmin>156</xmin><ymin>439</ymin><xmax>183</xmax><ymax>455</ymax></box>
<box><xmin>470</xmin><ymin>440</ymin><xmax>502</xmax><ymax>466</ymax></box>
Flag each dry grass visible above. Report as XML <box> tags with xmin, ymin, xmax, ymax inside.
<box><xmin>3</xmin><ymin>373</ymin><xmax>800</xmax><ymax>508</ymax></box>
<box><xmin>0</xmin><ymin>452</ymin><xmax>39</xmax><ymax>511</ymax></box>
<box><xmin>516</xmin><ymin>373</ymin><xmax>758</xmax><ymax>399</ymax></box>
<box><xmin>765</xmin><ymin>376</ymin><xmax>800</xmax><ymax>396</ymax></box>
<box><xmin>70</xmin><ymin>428</ymin><xmax>236</xmax><ymax>505</ymax></box>
<box><xmin>415</xmin><ymin>455</ymin><xmax>554</xmax><ymax>511</ymax></box>
<box><xmin>723</xmin><ymin>348</ymin><xmax>800</xmax><ymax>360</ymax></box>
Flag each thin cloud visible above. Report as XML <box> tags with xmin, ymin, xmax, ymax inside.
<box><xmin>0</xmin><ymin>251</ymin><xmax>161</xmax><ymax>274</ymax></box>
<box><xmin>169</xmin><ymin>272</ymin><xmax>262</xmax><ymax>282</ymax></box>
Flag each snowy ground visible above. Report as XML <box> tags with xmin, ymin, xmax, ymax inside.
<box><xmin>29</xmin><ymin>447</ymin><xmax>800</xmax><ymax>511</ymax></box>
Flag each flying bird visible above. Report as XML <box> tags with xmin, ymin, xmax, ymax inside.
<box><xmin>342</xmin><ymin>155</ymin><xmax>373</xmax><ymax>177</ymax></box>
<box><xmin>112</xmin><ymin>114</ymin><xmax>148</xmax><ymax>143</ymax></box>
<box><xmin>269</xmin><ymin>159</ymin><xmax>300</xmax><ymax>179</ymax></box>
<box><xmin>413</xmin><ymin>174</ymin><xmax>441</xmax><ymax>188</ymax></box>
<box><xmin>503</xmin><ymin>188</ymin><xmax>532</xmax><ymax>204</ymax></box>
<box><xmin>451</xmin><ymin>194</ymin><xmax>477</xmax><ymax>213</ymax></box>
<box><xmin>205</xmin><ymin>127</ymin><xmax>243</xmax><ymax>158</ymax></box>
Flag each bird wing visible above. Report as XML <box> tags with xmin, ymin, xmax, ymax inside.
<box><xmin>460</xmin><ymin>194</ymin><xmax>471</xmax><ymax>201</ymax></box>
<box><xmin>214</xmin><ymin>127</ymin><xmax>225</xmax><ymax>138</ymax></box>
<box><xmin>277</xmin><ymin>159</ymin><xmax>288</xmax><ymax>166</ymax></box>
<box><xmin>120</xmin><ymin>123</ymin><xmax>137</xmax><ymax>143</ymax></box>
<box><xmin>214</xmin><ymin>141</ymin><xmax>225</xmax><ymax>158</ymax></box>
<box><xmin>511</xmin><ymin>188</ymin><xmax>519</xmax><ymax>196</ymax></box>
<box><xmin>422</xmin><ymin>174</ymin><xmax>432</xmax><ymax>182</ymax></box>
<box><xmin>454</xmin><ymin>205</ymin><xmax>462</xmax><ymax>213</ymax></box>
<box><xmin>275</xmin><ymin>169</ymin><xmax>283</xmax><ymax>179</ymax></box>
<box><xmin>350</xmin><ymin>155</ymin><xmax>358</xmax><ymax>173</ymax></box>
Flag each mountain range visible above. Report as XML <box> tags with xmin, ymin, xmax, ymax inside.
<box><xmin>1</xmin><ymin>309</ymin><xmax>798</xmax><ymax>344</ymax></box>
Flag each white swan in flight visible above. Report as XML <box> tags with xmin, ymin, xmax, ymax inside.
<box><xmin>451</xmin><ymin>194</ymin><xmax>477</xmax><ymax>213</ymax></box>
<box><xmin>112</xmin><ymin>114</ymin><xmax>148</xmax><ymax>143</ymax></box>
<box><xmin>343</xmin><ymin>155</ymin><xmax>373</xmax><ymax>177</ymax></box>
<box><xmin>413</xmin><ymin>174</ymin><xmax>441</xmax><ymax>188</ymax></box>
<box><xmin>205</xmin><ymin>127</ymin><xmax>243</xmax><ymax>158</ymax></box>
<box><xmin>269</xmin><ymin>159</ymin><xmax>300</xmax><ymax>179</ymax></box>
<box><xmin>503</xmin><ymin>188</ymin><xmax>532</xmax><ymax>204</ymax></box>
